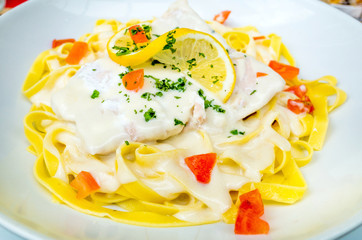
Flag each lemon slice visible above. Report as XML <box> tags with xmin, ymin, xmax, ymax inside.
<box><xmin>107</xmin><ymin>27</ymin><xmax>235</xmax><ymax>102</ymax></box>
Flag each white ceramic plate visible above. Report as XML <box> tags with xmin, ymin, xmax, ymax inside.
<box><xmin>0</xmin><ymin>0</ymin><xmax>361</xmax><ymax>239</ymax></box>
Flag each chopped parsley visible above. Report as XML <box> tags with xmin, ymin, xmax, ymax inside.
<box><xmin>112</xmin><ymin>46</ymin><xmax>131</xmax><ymax>56</ymax></box>
<box><xmin>186</xmin><ymin>58</ymin><xmax>197</xmax><ymax>70</ymax></box>
<box><xmin>144</xmin><ymin>108</ymin><xmax>156</xmax><ymax>122</ymax></box>
<box><xmin>174</xmin><ymin>118</ymin><xmax>186</xmax><ymax>126</ymax></box>
<box><xmin>142</xmin><ymin>24</ymin><xmax>152</xmax><ymax>40</ymax></box>
<box><xmin>187</xmin><ymin>72</ymin><xmax>192</xmax><ymax>78</ymax></box>
<box><xmin>141</xmin><ymin>92</ymin><xmax>154</xmax><ymax>101</ymax></box>
<box><xmin>91</xmin><ymin>90</ymin><xmax>100</xmax><ymax>99</ymax></box>
<box><xmin>151</xmin><ymin>59</ymin><xmax>162</xmax><ymax>65</ymax></box>
<box><xmin>155</xmin><ymin>92</ymin><xmax>163</xmax><ymax>97</ymax></box>
<box><xmin>210</xmin><ymin>64</ymin><xmax>214</xmax><ymax>68</ymax></box>
<box><xmin>171</xmin><ymin>64</ymin><xmax>181</xmax><ymax>72</ymax></box>
<box><xmin>141</xmin><ymin>92</ymin><xmax>163</xmax><ymax>101</ymax></box>
<box><xmin>230</xmin><ymin>129</ymin><xmax>245</xmax><ymax>135</ymax></box>
<box><xmin>212</xmin><ymin>76</ymin><xmax>220</xmax><ymax>84</ymax></box>
<box><xmin>250</xmin><ymin>90</ymin><xmax>257</xmax><ymax>95</ymax></box>
<box><xmin>125</xmin><ymin>140</ymin><xmax>130</xmax><ymax>145</ymax></box>
<box><xmin>198</xmin><ymin>89</ymin><xmax>226</xmax><ymax>113</ymax></box>
<box><xmin>174</xmin><ymin>96</ymin><xmax>181</xmax><ymax>99</ymax></box>
<box><xmin>153</xmin><ymin>34</ymin><xmax>160</xmax><ymax>38</ymax></box>
<box><xmin>92</xmin><ymin>69</ymin><xmax>96</xmax><ymax>71</ymax></box>
<box><xmin>145</xmin><ymin>75</ymin><xmax>188</xmax><ymax>92</ymax></box>
<box><xmin>199</xmin><ymin>52</ymin><xmax>205</xmax><ymax>58</ymax></box>
<box><xmin>163</xmin><ymin>30</ymin><xmax>177</xmax><ymax>53</ymax></box>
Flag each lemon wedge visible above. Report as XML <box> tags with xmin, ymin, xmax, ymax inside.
<box><xmin>107</xmin><ymin>27</ymin><xmax>235</xmax><ymax>102</ymax></box>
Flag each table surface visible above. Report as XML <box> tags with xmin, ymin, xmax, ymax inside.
<box><xmin>0</xmin><ymin>221</ymin><xmax>361</xmax><ymax>240</ymax></box>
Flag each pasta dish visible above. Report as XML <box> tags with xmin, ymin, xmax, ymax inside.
<box><xmin>22</xmin><ymin>0</ymin><xmax>346</xmax><ymax>234</ymax></box>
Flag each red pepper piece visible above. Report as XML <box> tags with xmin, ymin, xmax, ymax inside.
<box><xmin>70</xmin><ymin>171</ymin><xmax>100</xmax><ymax>199</ymax></box>
<box><xmin>129</xmin><ymin>25</ymin><xmax>149</xmax><ymax>44</ymax></box>
<box><xmin>65</xmin><ymin>41</ymin><xmax>88</xmax><ymax>65</ymax></box>
<box><xmin>184</xmin><ymin>153</ymin><xmax>217</xmax><ymax>184</ymax></box>
<box><xmin>52</xmin><ymin>38</ymin><xmax>75</xmax><ymax>48</ymax></box>
<box><xmin>268</xmin><ymin>60</ymin><xmax>300</xmax><ymax>81</ymax></box>
<box><xmin>256</xmin><ymin>72</ymin><xmax>268</xmax><ymax>78</ymax></box>
<box><xmin>213</xmin><ymin>10</ymin><xmax>231</xmax><ymax>24</ymax></box>
<box><xmin>122</xmin><ymin>69</ymin><xmax>144</xmax><ymax>92</ymax></box>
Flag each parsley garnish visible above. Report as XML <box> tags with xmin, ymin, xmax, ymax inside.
<box><xmin>199</xmin><ymin>52</ymin><xmax>205</xmax><ymax>58</ymax></box>
<box><xmin>145</xmin><ymin>75</ymin><xmax>188</xmax><ymax>92</ymax></box>
<box><xmin>92</xmin><ymin>69</ymin><xmax>96</xmax><ymax>71</ymax></box>
<box><xmin>174</xmin><ymin>96</ymin><xmax>181</xmax><ymax>99</ymax></box>
<box><xmin>230</xmin><ymin>129</ymin><xmax>245</xmax><ymax>135</ymax></box>
<box><xmin>171</xmin><ymin>64</ymin><xmax>181</xmax><ymax>72</ymax></box>
<box><xmin>155</xmin><ymin>92</ymin><xmax>163</xmax><ymax>97</ymax></box>
<box><xmin>141</xmin><ymin>92</ymin><xmax>163</xmax><ymax>101</ymax></box>
<box><xmin>174</xmin><ymin>118</ymin><xmax>186</xmax><ymax>126</ymax></box>
<box><xmin>151</xmin><ymin>59</ymin><xmax>161</xmax><ymax>65</ymax></box>
<box><xmin>187</xmin><ymin>58</ymin><xmax>197</xmax><ymax>70</ymax></box>
<box><xmin>112</xmin><ymin>46</ymin><xmax>131</xmax><ymax>56</ymax></box>
<box><xmin>144</xmin><ymin>108</ymin><xmax>156</xmax><ymax>122</ymax></box>
<box><xmin>163</xmin><ymin>30</ymin><xmax>177</xmax><ymax>53</ymax></box>
<box><xmin>125</xmin><ymin>140</ymin><xmax>130</xmax><ymax>145</ymax></box>
<box><xmin>141</xmin><ymin>92</ymin><xmax>154</xmax><ymax>101</ymax></box>
<box><xmin>250</xmin><ymin>90</ymin><xmax>257</xmax><ymax>95</ymax></box>
<box><xmin>142</xmin><ymin>24</ymin><xmax>152</xmax><ymax>40</ymax></box>
<box><xmin>210</xmin><ymin>64</ymin><xmax>214</xmax><ymax>68</ymax></box>
<box><xmin>198</xmin><ymin>89</ymin><xmax>226</xmax><ymax>113</ymax></box>
<box><xmin>91</xmin><ymin>90</ymin><xmax>100</xmax><ymax>99</ymax></box>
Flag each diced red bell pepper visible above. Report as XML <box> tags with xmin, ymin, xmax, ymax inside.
<box><xmin>65</xmin><ymin>41</ymin><xmax>88</xmax><ymax>65</ymax></box>
<box><xmin>253</xmin><ymin>36</ymin><xmax>265</xmax><ymax>41</ymax></box>
<box><xmin>213</xmin><ymin>10</ymin><xmax>231</xmax><ymax>24</ymax></box>
<box><xmin>268</xmin><ymin>60</ymin><xmax>299</xmax><ymax>81</ymax></box>
<box><xmin>238</xmin><ymin>189</ymin><xmax>264</xmax><ymax>217</ymax></box>
<box><xmin>234</xmin><ymin>189</ymin><xmax>270</xmax><ymax>235</ymax></box>
<box><xmin>284</xmin><ymin>84</ymin><xmax>307</xmax><ymax>99</ymax></box>
<box><xmin>184</xmin><ymin>153</ymin><xmax>217</xmax><ymax>184</ymax></box>
<box><xmin>129</xmin><ymin>25</ymin><xmax>149</xmax><ymax>44</ymax></box>
<box><xmin>256</xmin><ymin>72</ymin><xmax>268</xmax><ymax>78</ymax></box>
<box><xmin>70</xmin><ymin>171</ymin><xmax>100</xmax><ymax>199</ymax></box>
<box><xmin>122</xmin><ymin>69</ymin><xmax>144</xmax><ymax>92</ymax></box>
<box><xmin>235</xmin><ymin>209</ymin><xmax>270</xmax><ymax>235</ymax></box>
<box><xmin>52</xmin><ymin>38</ymin><xmax>75</xmax><ymax>48</ymax></box>
<box><xmin>287</xmin><ymin>98</ymin><xmax>314</xmax><ymax>114</ymax></box>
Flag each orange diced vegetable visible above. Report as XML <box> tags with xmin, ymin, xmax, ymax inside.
<box><xmin>235</xmin><ymin>189</ymin><xmax>270</xmax><ymax>235</ymax></box>
<box><xmin>65</xmin><ymin>41</ymin><xmax>88</xmax><ymax>65</ymax></box>
<box><xmin>268</xmin><ymin>60</ymin><xmax>299</xmax><ymax>81</ymax></box>
<box><xmin>129</xmin><ymin>25</ymin><xmax>149</xmax><ymax>44</ymax></box>
<box><xmin>52</xmin><ymin>38</ymin><xmax>75</xmax><ymax>48</ymax></box>
<box><xmin>253</xmin><ymin>36</ymin><xmax>265</xmax><ymax>41</ymax></box>
<box><xmin>256</xmin><ymin>72</ymin><xmax>268</xmax><ymax>78</ymax></box>
<box><xmin>70</xmin><ymin>171</ymin><xmax>100</xmax><ymax>199</ymax></box>
<box><xmin>284</xmin><ymin>84</ymin><xmax>307</xmax><ymax>99</ymax></box>
<box><xmin>287</xmin><ymin>98</ymin><xmax>314</xmax><ymax>114</ymax></box>
<box><xmin>238</xmin><ymin>189</ymin><xmax>264</xmax><ymax>217</ymax></box>
<box><xmin>235</xmin><ymin>209</ymin><xmax>270</xmax><ymax>235</ymax></box>
<box><xmin>213</xmin><ymin>10</ymin><xmax>231</xmax><ymax>24</ymax></box>
<box><xmin>184</xmin><ymin>153</ymin><xmax>217</xmax><ymax>184</ymax></box>
<box><xmin>122</xmin><ymin>69</ymin><xmax>144</xmax><ymax>92</ymax></box>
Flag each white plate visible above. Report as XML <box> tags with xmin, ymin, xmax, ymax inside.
<box><xmin>0</xmin><ymin>0</ymin><xmax>361</xmax><ymax>239</ymax></box>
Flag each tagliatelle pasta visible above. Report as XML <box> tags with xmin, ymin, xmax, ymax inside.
<box><xmin>22</xmin><ymin>0</ymin><xmax>346</xmax><ymax>233</ymax></box>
